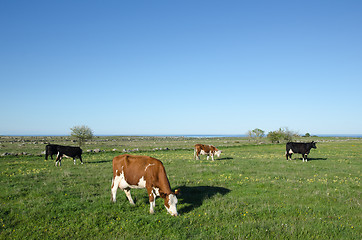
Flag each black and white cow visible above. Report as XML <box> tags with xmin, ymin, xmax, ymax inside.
<box><xmin>55</xmin><ymin>145</ymin><xmax>83</xmax><ymax>166</ymax></box>
<box><xmin>45</xmin><ymin>144</ymin><xmax>60</xmax><ymax>160</ymax></box>
<box><xmin>285</xmin><ymin>141</ymin><xmax>317</xmax><ymax>162</ymax></box>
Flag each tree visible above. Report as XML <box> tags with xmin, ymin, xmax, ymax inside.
<box><xmin>252</xmin><ymin>128</ymin><xmax>265</xmax><ymax>138</ymax></box>
<box><xmin>266</xmin><ymin>130</ymin><xmax>282</xmax><ymax>143</ymax></box>
<box><xmin>247</xmin><ymin>128</ymin><xmax>265</xmax><ymax>141</ymax></box>
<box><xmin>70</xmin><ymin>125</ymin><xmax>94</xmax><ymax>147</ymax></box>
<box><xmin>303</xmin><ymin>133</ymin><xmax>311</xmax><ymax>137</ymax></box>
<box><xmin>267</xmin><ymin>127</ymin><xmax>298</xmax><ymax>143</ymax></box>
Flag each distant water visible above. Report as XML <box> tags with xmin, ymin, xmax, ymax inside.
<box><xmin>175</xmin><ymin>135</ymin><xmax>247</xmax><ymax>138</ymax></box>
<box><xmin>317</xmin><ymin>134</ymin><xmax>362</xmax><ymax>138</ymax></box>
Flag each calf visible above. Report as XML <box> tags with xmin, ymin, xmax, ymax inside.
<box><xmin>194</xmin><ymin>144</ymin><xmax>222</xmax><ymax>161</ymax></box>
<box><xmin>45</xmin><ymin>144</ymin><xmax>60</xmax><ymax>160</ymax></box>
<box><xmin>286</xmin><ymin>141</ymin><xmax>317</xmax><ymax>162</ymax></box>
<box><xmin>111</xmin><ymin>154</ymin><xmax>179</xmax><ymax>216</ymax></box>
<box><xmin>55</xmin><ymin>145</ymin><xmax>83</xmax><ymax>166</ymax></box>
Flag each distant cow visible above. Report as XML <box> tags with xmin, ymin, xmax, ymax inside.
<box><xmin>194</xmin><ymin>144</ymin><xmax>222</xmax><ymax>161</ymax></box>
<box><xmin>285</xmin><ymin>141</ymin><xmax>317</xmax><ymax>162</ymax></box>
<box><xmin>111</xmin><ymin>154</ymin><xmax>179</xmax><ymax>216</ymax></box>
<box><xmin>45</xmin><ymin>144</ymin><xmax>60</xmax><ymax>160</ymax></box>
<box><xmin>55</xmin><ymin>145</ymin><xmax>83</xmax><ymax>166</ymax></box>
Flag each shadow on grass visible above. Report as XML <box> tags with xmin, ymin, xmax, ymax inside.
<box><xmin>86</xmin><ymin>159</ymin><xmax>113</xmax><ymax>164</ymax></box>
<box><xmin>294</xmin><ymin>157</ymin><xmax>328</xmax><ymax>161</ymax></box>
<box><xmin>217</xmin><ymin>157</ymin><xmax>233</xmax><ymax>161</ymax></box>
<box><xmin>176</xmin><ymin>186</ymin><xmax>231</xmax><ymax>214</ymax></box>
<box><xmin>195</xmin><ymin>157</ymin><xmax>233</xmax><ymax>161</ymax></box>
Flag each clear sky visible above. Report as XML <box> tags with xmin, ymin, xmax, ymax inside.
<box><xmin>1</xmin><ymin>1</ymin><xmax>361</xmax><ymax>136</ymax></box>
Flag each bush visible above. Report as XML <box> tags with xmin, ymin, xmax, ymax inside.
<box><xmin>267</xmin><ymin>127</ymin><xmax>297</xmax><ymax>143</ymax></box>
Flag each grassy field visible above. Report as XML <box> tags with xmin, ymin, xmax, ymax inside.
<box><xmin>0</xmin><ymin>136</ymin><xmax>361</xmax><ymax>239</ymax></box>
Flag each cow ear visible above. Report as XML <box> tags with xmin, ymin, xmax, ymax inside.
<box><xmin>174</xmin><ymin>189</ymin><xmax>181</xmax><ymax>196</ymax></box>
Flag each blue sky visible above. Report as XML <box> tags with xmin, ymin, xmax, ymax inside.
<box><xmin>1</xmin><ymin>1</ymin><xmax>361</xmax><ymax>136</ymax></box>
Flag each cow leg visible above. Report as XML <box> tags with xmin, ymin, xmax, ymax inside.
<box><xmin>124</xmin><ymin>189</ymin><xmax>135</xmax><ymax>205</ymax></box>
<box><xmin>206</xmin><ymin>154</ymin><xmax>209</xmax><ymax>161</ymax></box>
<box><xmin>211</xmin><ymin>153</ymin><xmax>215</xmax><ymax>161</ymax></box>
<box><xmin>147</xmin><ymin>188</ymin><xmax>156</xmax><ymax>214</ymax></box>
<box><xmin>79</xmin><ymin>155</ymin><xmax>83</xmax><ymax>164</ymax></box>
<box><xmin>111</xmin><ymin>176</ymin><xmax>121</xmax><ymax>202</ymax></box>
<box><xmin>73</xmin><ymin>158</ymin><xmax>76</xmax><ymax>165</ymax></box>
<box><xmin>304</xmin><ymin>154</ymin><xmax>308</xmax><ymax>162</ymax></box>
<box><xmin>55</xmin><ymin>153</ymin><xmax>62</xmax><ymax>167</ymax></box>
<box><xmin>196</xmin><ymin>150</ymin><xmax>201</xmax><ymax>160</ymax></box>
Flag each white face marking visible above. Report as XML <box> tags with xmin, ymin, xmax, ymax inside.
<box><xmin>215</xmin><ymin>150</ymin><xmax>222</xmax><ymax>157</ymax></box>
<box><xmin>288</xmin><ymin>149</ymin><xmax>294</xmax><ymax>154</ymax></box>
<box><xmin>165</xmin><ymin>194</ymin><xmax>178</xmax><ymax>216</ymax></box>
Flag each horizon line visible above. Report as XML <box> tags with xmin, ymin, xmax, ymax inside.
<box><xmin>1</xmin><ymin>133</ymin><xmax>362</xmax><ymax>138</ymax></box>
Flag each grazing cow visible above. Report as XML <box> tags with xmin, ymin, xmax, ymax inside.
<box><xmin>285</xmin><ymin>141</ymin><xmax>317</xmax><ymax>162</ymax></box>
<box><xmin>45</xmin><ymin>144</ymin><xmax>60</xmax><ymax>160</ymax></box>
<box><xmin>55</xmin><ymin>145</ymin><xmax>83</xmax><ymax>166</ymax></box>
<box><xmin>194</xmin><ymin>144</ymin><xmax>222</xmax><ymax>161</ymax></box>
<box><xmin>111</xmin><ymin>154</ymin><xmax>179</xmax><ymax>216</ymax></box>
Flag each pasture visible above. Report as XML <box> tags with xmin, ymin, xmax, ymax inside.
<box><xmin>0</xmin><ymin>136</ymin><xmax>361</xmax><ymax>239</ymax></box>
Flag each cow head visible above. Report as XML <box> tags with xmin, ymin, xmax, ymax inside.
<box><xmin>311</xmin><ymin>141</ymin><xmax>317</xmax><ymax>149</ymax></box>
<box><xmin>215</xmin><ymin>149</ymin><xmax>222</xmax><ymax>158</ymax></box>
<box><xmin>162</xmin><ymin>190</ymin><xmax>180</xmax><ymax>216</ymax></box>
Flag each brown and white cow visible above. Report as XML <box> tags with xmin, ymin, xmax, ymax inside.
<box><xmin>111</xmin><ymin>154</ymin><xmax>179</xmax><ymax>216</ymax></box>
<box><xmin>194</xmin><ymin>144</ymin><xmax>222</xmax><ymax>161</ymax></box>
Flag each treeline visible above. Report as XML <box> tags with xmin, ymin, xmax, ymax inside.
<box><xmin>247</xmin><ymin>128</ymin><xmax>313</xmax><ymax>143</ymax></box>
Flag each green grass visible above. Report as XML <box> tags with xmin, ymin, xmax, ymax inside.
<box><xmin>0</xmin><ymin>137</ymin><xmax>361</xmax><ymax>239</ymax></box>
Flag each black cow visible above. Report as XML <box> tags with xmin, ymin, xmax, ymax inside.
<box><xmin>286</xmin><ymin>141</ymin><xmax>317</xmax><ymax>162</ymax></box>
<box><xmin>285</xmin><ymin>141</ymin><xmax>317</xmax><ymax>162</ymax></box>
<box><xmin>45</xmin><ymin>144</ymin><xmax>60</xmax><ymax>160</ymax></box>
<box><xmin>55</xmin><ymin>145</ymin><xmax>83</xmax><ymax>166</ymax></box>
